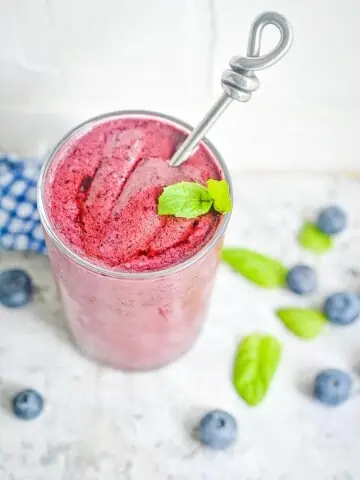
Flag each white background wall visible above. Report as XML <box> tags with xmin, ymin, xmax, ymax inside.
<box><xmin>0</xmin><ymin>0</ymin><xmax>359</xmax><ymax>172</ymax></box>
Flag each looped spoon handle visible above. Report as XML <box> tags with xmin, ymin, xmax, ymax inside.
<box><xmin>169</xmin><ymin>11</ymin><xmax>293</xmax><ymax>167</ymax></box>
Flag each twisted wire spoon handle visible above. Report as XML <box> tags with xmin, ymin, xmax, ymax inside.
<box><xmin>169</xmin><ymin>11</ymin><xmax>293</xmax><ymax>167</ymax></box>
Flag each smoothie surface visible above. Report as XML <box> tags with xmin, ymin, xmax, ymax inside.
<box><xmin>47</xmin><ymin>117</ymin><xmax>222</xmax><ymax>271</ymax></box>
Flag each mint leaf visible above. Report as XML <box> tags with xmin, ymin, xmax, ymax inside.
<box><xmin>222</xmin><ymin>248</ymin><xmax>287</xmax><ymax>288</ymax></box>
<box><xmin>233</xmin><ymin>334</ymin><xmax>282</xmax><ymax>406</ymax></box>
<box><xmin>298</xmin><ymin>222</ymin><xmax>333</xmax><ymax>253</ymax></box>
<box><xmin>276</xmin><ymin>307</ymin><xmax>327</xmax><ymax>339</ymax></box>
<box><xmin>207</xmin><ymin>179</ymin><xmax>232</xmax><ymax>214</ymax></box>
<box><xmin>158</xmin><ymin>182</ymin><xmax>213</xmax><ymax>219</ymax></box>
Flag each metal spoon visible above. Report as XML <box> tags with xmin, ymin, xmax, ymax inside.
<box><xmin>169</xmin><ymin>11</ymin><xmax>293</xmax><ymax>167</ymax></box>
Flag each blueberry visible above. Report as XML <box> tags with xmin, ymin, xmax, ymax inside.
<box><xmin>323</xmin><ymin>292</ymin><xmax>360</xmax><ymax>325</ymax></box>
<box><xmin>313</xmin><ymin>369</ymin><xmax>352</xmax><ymax>406</ymax></box>
<box><xmin>12</xmin><ymin>389</ymin><xmax>44</xmax><ymax>420</ymax></box>
<box><xmin>0</xmin><ymin>269</ymin><xmax>33</xmax><ymax>308</ymax></box>
<box><xmin>286</xmin><ymin>264</ymin><xmax>317</xmax><ymax>295</ymax></box>
<box><xmin>195</xmin><ymin>410</ymin><xmax>237</xmax><ymax>450</ymax></box>
<box><xmin>316</xmin><ymin>206</ymin><xmax>347</xmax><ymax>235</ymax></box>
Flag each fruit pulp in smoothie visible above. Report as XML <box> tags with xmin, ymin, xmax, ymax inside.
<box><xmin>43</xmin><ymin>115</ymin><xmax>226</xmax><ymax>369</ymax></box>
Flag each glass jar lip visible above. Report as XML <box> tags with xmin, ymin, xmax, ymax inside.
<box><xmin>37</xmin><ymin>109</ymin><xmax>232</xmax><ymax>279</ymax></box>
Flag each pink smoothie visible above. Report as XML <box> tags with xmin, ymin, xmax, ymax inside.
<box><xmin>41</xmin><ymin>113</ymin><xmax>229</xmax><ymax>370</ymax></box>
<box><xmin>48</xmin><ymin>118</ymin><xmax>221</xmax><ymax>272</ymax></box>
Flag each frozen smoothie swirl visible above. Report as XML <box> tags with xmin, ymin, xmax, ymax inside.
<box><xmin>48</xmin><ymin>118</ymin><xmax>222</xmax><ymax>271</ymax></box>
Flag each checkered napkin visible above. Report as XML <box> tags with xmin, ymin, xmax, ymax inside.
<box><xmin>0</xmin><ymin>153</ymin><xmax>46</xmax><ymax>253</ymax></box>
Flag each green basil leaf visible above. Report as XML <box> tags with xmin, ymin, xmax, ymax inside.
<box><xmin>298</xmin><ymin>222</ymin><xmax>333</xmax><ymax>253</ymax></box>
<box><xmin>233</xmin><ymin>334</ymin><xmax>282</xmax><ymax>406</ymax></box>
<box><xmin>222</xmin><ymin>248</ymin><xmax>287</xmax><ymax>288</ymax></box>
<box><xmin>158</xmin><ymin>181</ymin><xmax>213</xmax><ymax>219</ymax></box>
<box><xmin>206</xmin><ymin>179</ymin><xmax>232</xmax><ymax>214</ymax></box>
<box><xmin>276</xmin><ymin>307</ymin><xmax>327</xmax><ymax>339</ymax></box>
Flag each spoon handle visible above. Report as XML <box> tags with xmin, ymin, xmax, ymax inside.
<box><xmin>169</xmin><ymin>11</ymin><xmax>293</xmax><ymax>167</ymax></box>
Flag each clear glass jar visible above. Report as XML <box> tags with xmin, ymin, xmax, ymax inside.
<box><xmin>38</xmin><ymin>111</ymin><xmax>231</xmax><ymax>370</ymax></box>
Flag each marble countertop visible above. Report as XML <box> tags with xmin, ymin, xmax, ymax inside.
<box><xmin>1</xmin><ymin>174</ymin><xmax>360</xmax><ymax>480</ymax></box>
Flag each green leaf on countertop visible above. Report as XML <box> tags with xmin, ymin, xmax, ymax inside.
<box><xmin>298</xmin><ymin>222</ymin><xmax>333</xmax><ymax>253</ymax></box>
<box><xmin>206</xmin><ymin>179</ymin><xmax>232</xmax><ymax>214</ymax></box>
<box><xmin>276</xmin><ymin>307</ymin><xmax>327</xmax><ymax>339</ymax></box>
<box><xmin>222</xmin><ymin>248</ymin><xmax>287</xmax><ymax>288</ymax></box>
<box><xmin>233</xmin><ymin>334</ymin><xmax>282</xmax><ymax>406</ymax></box>
<box><xmin>158</xmin><ymin>182</ymin><xmax>213</xmax><ymax>219</ymax></box>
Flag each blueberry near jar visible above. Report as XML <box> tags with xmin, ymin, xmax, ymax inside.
<box><xmin>38</xmin><ymin>111</ymin><xmax>232</xmax><ymax>370</ymax></box>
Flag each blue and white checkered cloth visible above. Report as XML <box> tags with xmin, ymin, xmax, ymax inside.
<box><xmin>0</xmin><ymin>153</ymin><xmax>46</xmax><ymax>254</ymax></box>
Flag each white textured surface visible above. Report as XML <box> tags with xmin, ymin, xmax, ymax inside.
<box><xmin>1</xmin><ymin>174</ymin><xmax>360</xmax><ymax>479</ymax></box>
<box><xmin>1</xmin><ymin>0</ymin><xmax>360</xmax><ymax>171</ymax></box>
